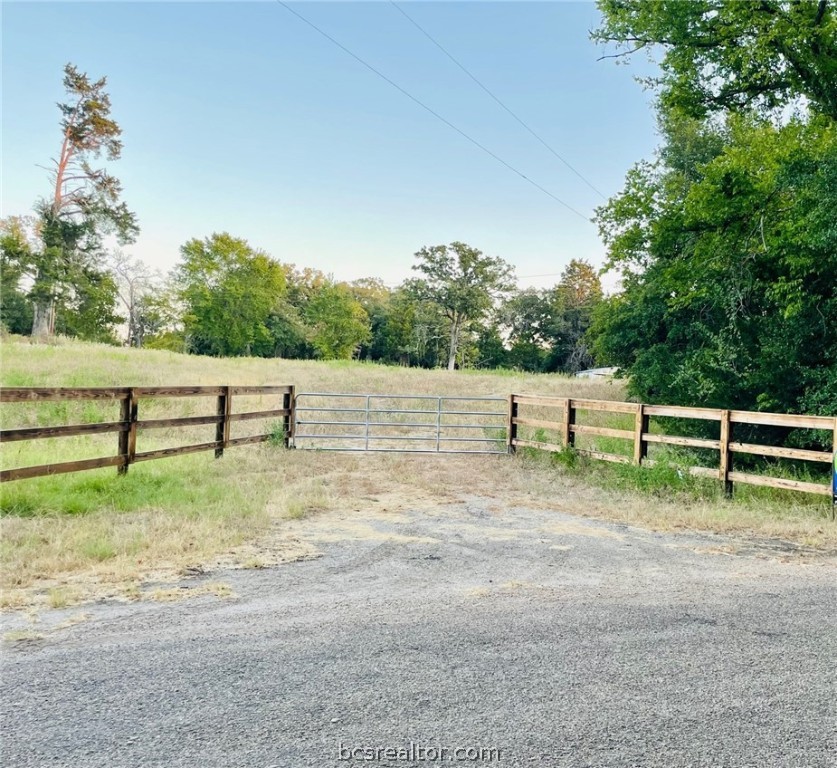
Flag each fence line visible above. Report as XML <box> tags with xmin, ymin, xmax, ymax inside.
<box><xmin>0</xmin><ymin>385</ymin><xmax>295</xmax><ymax>482</ymax></box>
<box><xmin>507</xmin><ymin>394</ymin><xmax>836</xmax><ymax>500</ymax></box>
<box><xmin>2</xmin><ymin>387</ymin><xmax>835</xmax><ymax>506</ymax></box>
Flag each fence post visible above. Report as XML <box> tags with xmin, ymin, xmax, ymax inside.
<box><xmin>831</xmin><ymin>417</ymin><xmax>836</xmax><ymax>519</ymax></box>
<box><xmin>562</xmin><ymin>398</ymin><xmax>575</xmax><ymax>449</ymax></box>
<box><xmin>118</xmin><ymin>393</ymin><xmax>130</xmax><ymax>475</ymax></box>
<box><xmin>719</xmin><ymin>409</ymin><xmax>733</xmax><ymax>497</ymax></box>
<box><xmin>215</xmin><ymin>386</ymin><xmax>231</xmax><ymax>458</ymax></box>
<box><xmin>506</xmin><ymin>395</ymin><xmax>518</xmax><ymax>454</ymax></box>
<box><xmin>118</xmin><ymin>388</ymin><xmax>138</xmax><ymax>475</ymax></box>
<box><xmin>283</xmin><ymin>386</ymin><xmax>295</xmax><ymax>449</ymax></box>
<box><xmin>633</xmin><ymin>403</ymin><xmax>648</xmax><ymax>465</ymax></box>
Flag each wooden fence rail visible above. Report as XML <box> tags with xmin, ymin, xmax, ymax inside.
<box><xmin>507</xmin><ymin>394</ymin><xmax>837</xmax><ymax>503</ymax></box>
<box><xmin>0</xmin><ymin>386</ymin><xmax>295</xmax><ymax>482</ymax></box>
<box><xmin>3</xmin><ymin>387</ymin><xmax>835</xmax><ymax>507</ymax></box>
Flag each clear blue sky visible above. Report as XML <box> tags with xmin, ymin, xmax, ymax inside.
<box><xmin>2</xmin><ymin>1</ymin><xmax>659</xmax><ymax>290</ymax></box>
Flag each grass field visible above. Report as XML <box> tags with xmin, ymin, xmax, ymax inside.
<box><xmin>1</xmin><ymin>335</ymin><xmax>834</xmax><ymax>612</ymax></box>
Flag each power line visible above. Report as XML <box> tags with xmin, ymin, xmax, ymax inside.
<box><xmin>389</xmin><ymin>1</ymin><xmax>607</xmax><ymax>201</ymax></box>
<box><xmin>276</xmin><ymin>1</ymin><xmax>590</xmax><ymax>221</ymax></box>
<box><xmin>517</xmin><ymin>271</ymin><xmax>566</xmax><ymax>280</ymax></box>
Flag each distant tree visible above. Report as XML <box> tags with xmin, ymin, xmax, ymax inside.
<box><xmin>411</xmin><ymin>242</ymin><xmax>515</xmax><ymax>370</ymax></box>
<box><xmin>134</xmin><ymin>288</ymin><xmax>181</xmax><ymax>350</ymax></box>
<box><xmin>501</xmin><ymin>290</ymin><xmax>552</xmax><ymax>346</ymax></box>
<box><xmin>499</xmin><ymin>289</ymin><xmax>551</xmax><ymax>372</ymax></box>
<box><xmin>53</xmin><ymin>266</ymin><xmax>123</xmax><ymax>344</ymax></box>
<box><xmin>175</xmin><ymin>233</ymin><xmax>286</xmax><ymax>357</ymax></box>
<box><xmin>110</xmin><ymin>252</ymin><xmax>158</xmax><ymax>347</ymax></box>
<box><xmin>474</xmin><ymin>325</ymin><xmax>508</xmax><ymax>369</ymax></box>
<box><xmin>0</xmin><ymin>217</ymin><xmax>38</xmax><ymax>334</ymax></box>
<box><xmin>304</xmin><ymin>282</ymin><xmax>371</xmax><ymax>360</ymax></box>
<box><xmin>548</xmin><ymin>259</ymin><xmax>603</xmax><ymax>372</ymax></box>
<box><xmin>347</xmin><ymin>277</ymin><xmax>392</xmax><ymax>360</ymax></box>
<box><xmin>31</xmin><ymin>63</ymin><xmax>138</xmax><ymax>337</ymax></box>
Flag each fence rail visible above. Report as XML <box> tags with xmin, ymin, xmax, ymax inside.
<box><xmin>507</xmin><ymin>395</ymin><xmax>837</xmax><ymax>501</ymax></box>
<box><xmin>0</xmin><ymin>385</ymin><xmax>295</xmax><ymax>482</ymax></box>
<box><xmin>2</xmin><ymin>386</ymin><xmax>835</xmax><ymax>505</ymax></box>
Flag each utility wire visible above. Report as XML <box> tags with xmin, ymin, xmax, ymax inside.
<box><xmin>276</xmin><ymin>1</ymin><xmax>590</xmax><ymax>221</ymax></box>
<box><xmin>517</xmin><ymin>271</ymin><xmax>566</xmax><ymax>280</ymax></box>
<box><xmin>390</xmin><ymin>1</ymin><xmax>607</xmax><ymax>201</ymax></box>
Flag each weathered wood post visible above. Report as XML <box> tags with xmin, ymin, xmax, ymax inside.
<box><xmin>633</xmin><ymin>403</ymin><xmax>648</xmax><ymax>466</ymax></box>
<box><xmin>283</xmin><ymin>385</ymin><xmax>295</xmax><ymax>449</ymax></box>
<box><xmin>562</xmin><ymin>398</ymin><xmax>575</xmax><ymax>449</ymax></box>
<box><xmin>118</xmin><ymin>388</ymin><xmax>138</xmax><ymax>475</ymax></box>
<box><xmin>506</xmin><ymin>394</ymin><xmax>518</xmax><ymax>454</ymax></box>
<box><xmin>719</xmin><ymin>409</ymin><xmax>733</xmax><ymax>497</ymax></box>
<box><xmin>215</xmin><ymin>386</ymin><xmax>231</xmax><ymax>458</ymax></box>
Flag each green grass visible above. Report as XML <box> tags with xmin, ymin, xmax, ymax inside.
<box><xmin>0</xmin><ymin>454</ymin><xmax>255</xmax><ymax>518</ymax></box>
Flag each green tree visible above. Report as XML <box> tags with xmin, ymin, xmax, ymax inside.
<box><xmin>53</xmin><ymin>266</ymin><xmax>122</xmax><ymax>344</ymax></box>
<box><xmin>593</xmin><ymin>0</ymin><xmax>837</xmax><ymax>120</ymax></box>
<box><xmin>548</xmin><ymin>259</ymin><xmax>603</xmax><ymax>372</ymax></box>
<box><xmin>304</xmin><ymin>282</ymin><xmax>371</xmax><ymax>360</ymax></box>
<box><xmin>347</xmin><ymin>277</ymin><xmax>392</xmax><ymax>361</ymax></box>
<box><xmin>592</xmin><ymin>1</ymin><xmax>837</xmax><ymax>424</ymax></box>
<box><xmin>593</xmin><ymin>114</ymin><xmax>837</xmax><ymax>419</ymax></box>
<box><xmin>499</xmin><ymin>290</ymin><xmax>551</xmax><ymax>372</ymax></box>
<box><xmin>31</xmin><ymin>63</ymin><xmax>138</xmax><ymax>337</ymax></box>
<box><xmin>411</xmin><ymin>242</ymin><xmax>515</xmax><ymax>370</ymax></box>
<box><xmin>0</xmin><ymin>217</ymin><xmax>38</xmax><ymax>334</ymax></box>
<box><xmin>176</xmin><ymin>233</ymin><xmax>286</xmax><ymax>357</ymax></box>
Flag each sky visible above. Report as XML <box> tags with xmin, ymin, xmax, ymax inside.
<box><xmin>2</xmin><ymin>1</ymin><xmax>660</xmax><ymax>291</ymax></box>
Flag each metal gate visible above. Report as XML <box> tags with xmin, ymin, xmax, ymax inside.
<box><xmin>293</xmin><ymin>393</ymin><xmax>508</xmax><ymax>454</ymax></box>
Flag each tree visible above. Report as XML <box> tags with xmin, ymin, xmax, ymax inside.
<box><xmin>110</xmin><ymin>252</ymin><xmax>157</xmax><ymax>347</ymax></box>
<box><xmin>53</xmin><ymin>266</ymin><xmax>122</xmax><ymax>344</ymax></box>
<box><xmin>304</xmin><ymin>282</ymin><xmax>371</xmax><ymax>360</ymax></box>
<box><xmin>175</xmin><ymin>233</ymin><xmax>286</xmax><ymax>357</ymax></box>
<box><xmin>0</xmin><ymin>217</ymin><xmax>38</xmax><ymax>334</ymax></box>
<box><xmin>591</xmin><ymin>1</ymin><xmax>837</xmax><ymax>426</ymax></box>
<box><xmin>411</xmin><ymin>242</ymin><xmax>515</xmax><ymax>370</ymax></box>
<box><xmin>31</xmin><ymin>63</ymin><xmax>138</xmax><ymax>337</ymax></box>
<box><xmin>593</xmin><ymin>0</ymin><xmax>837</xmax><ymax>120</ymax></box>
<box><xmin>499</xmin><ymin>289</ymin><xmax>551</xmax><ymax>372</ymax></box>
<box><xmin>347</xmin><ymin>277</ymin><xmax>392</xmax><ymax>361</ymax></box>
<box><xmin>592</xmin><ymin>114</ymin><xmax>837</xmax><ymax>420</ymax></box>
<box><xmin>549</xmin><ymin>260</ymin><xmax>603</xmax><ymax>372</ymax></box>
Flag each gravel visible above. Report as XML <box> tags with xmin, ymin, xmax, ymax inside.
<box><xmin>2</xmin><ymin>499</ymin><xmax>835</xmax><ymax>768</ymax></box>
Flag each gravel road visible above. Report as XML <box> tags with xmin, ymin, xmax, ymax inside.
<box><xmin>2</xmin><ymin>498</ymin><xmax>835</xmax><ymax>768</ymax></box>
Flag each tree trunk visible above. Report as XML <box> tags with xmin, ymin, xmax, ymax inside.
<box><xmin>447</xmin><ymin>317</ymin><xmax>460</xmax><ymax>371</ymax></box>
<box><xmin>31</xmin><ymin>299</ymin><xmax>54</xmax><ymax>338</ymax></box>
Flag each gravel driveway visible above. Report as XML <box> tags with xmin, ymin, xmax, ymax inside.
<box><xmin>2</xmin><ymin>498</ymin><xmax>835</xmax><ymax>768</ymax></box>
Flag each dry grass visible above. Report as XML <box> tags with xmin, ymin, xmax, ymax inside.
<box><xmin>1</xmin><ymin>336</ymin><xmax>834</xmax><ymax>612</ymax></box>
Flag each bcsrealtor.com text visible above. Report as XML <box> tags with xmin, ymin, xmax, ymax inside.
<box><xmin>337</xmin><ymin>742</ymin><xmax>502</xmax><ymax>762</ymax></box>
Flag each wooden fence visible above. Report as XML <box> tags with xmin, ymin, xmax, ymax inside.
<box><xmin>507</xmin><ymin>394</ymin><xmax>837</xmax><ymax>500</ymax></box>
<box><xmin>2</xmin><ymin>387</ymin><xmax>834</xmax><ymax>503</ymax></box>
<box><xmin>0</xmin><ymin>386</ymin><xmax>295</xmax><ymax>482</ymax></box>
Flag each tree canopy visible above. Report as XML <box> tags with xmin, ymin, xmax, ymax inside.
<box><xmin>176</xmin><ymin>233</ymin><xmax>286</xmax><ymax>357</ymax></box>
<box><xmin>591</xmin><ymin>0</ymin><xmax>837</xmax><ymax>421</ymax></box>
<box><xmin>593</xmin><ymin>0</ymin><xmax>837</xmax><ymax>120</ymax></box>
<box><xmin>411</xmin><ymin>242</ymin><xmax>515</xmax><ymax>370</ymax></box>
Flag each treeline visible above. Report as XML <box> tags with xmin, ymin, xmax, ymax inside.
<box><xmin>1</xmin><ymin>225</ymin><xmax>604</xmax><ymax>373</ymax></box>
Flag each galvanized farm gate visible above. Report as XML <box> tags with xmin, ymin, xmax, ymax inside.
<box><xmin>292</xmin><ymin>393</ymin><xmax>508</xmax><ymax>454</ymax></box>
